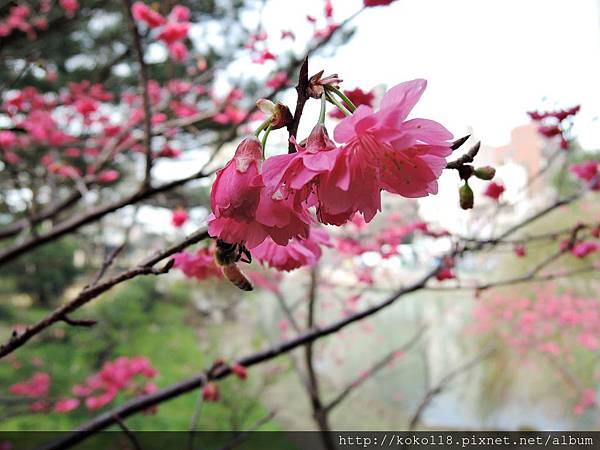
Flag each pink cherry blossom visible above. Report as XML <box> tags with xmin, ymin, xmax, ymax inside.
<box><xmin>571</xmin><ymin>241</ymin><xmax>599</xmax><ymax>258</ymax></box>
<box><xmin>514</xmin><ymin>244</ymin><xmax>527</xmax><ymax>257</ymax></box>
<box><xmin>59</xmin><ymin>0</ymin><xmax>79</xmax><ymax>17</ymax></box>
<box><xmin>157</xmin><ymin>22</ymin><xmax>190</xmax><ymax>44</ymax></box>
<box><xmin>170</xmin><ymin>5</ymin><xmax>190</xmax><ymax>22</ymax></box>
<box><xmin>131</xmin><ymin>2</ymin><xmax>166</xmax><ymax>28</ymax></box>
<box><xmin>54</xmin><ymin>398</ymin><xmax>80</xmax><ymax>413</ymax></box>
<box><xmin>168</xmin><ymin>41</ymin><xmax>188</xmax><ymax>61</ymax></box>
<box><xmin>252</xmin><ymin>50</ymin><xmax>276</xmax><ymax>64</ymax></box>
<box><xmin>251</xmin><ymin>227</ymin><xmax>331</xmax><ymax>271</ymax></box>
<box><xmin>0</xmin><ymin>131</ymin><xmax>17</xmax><ymax>148</ymax></box>
<box><xmin>262</xmin><ymin>124</ymin><xmax>340</xmax><ymax>197</ymax></box>
<box><xmin>266</xmin><ymin>71</ymin><xmax>289</xmax><ymax>90</ymax></box>
<box><xmin>253</xmin><ymin>185</ymin><xmax>312</xmax><ymax>245</ymax></box>
<box><xmin>10</xmin><ymin>372</ymin><xmax>51</xmax><ymax>397</ymax></box>
<box><xmin>316</xmin><ymin>79</ymin><xmax>452</xmax><ymax>225</ymax></box>
<box><xmin>210</xmin><ymin>137</ymin><xmax>263</xmax><ymax>222</ymax></box>
<box><xmin>171</xmin><ymin>208</ymin><xmax>188</xmax><ymax>228</ymax></box>
<box><xmin>96</xmin><ymin>169</ymin><xmax>119</xmax><ymax>184</ymax></box>
<box><xmin>570</xmin><ymin>161</ymin><xmax>598</xmax><ymax>181</ymax></box>
<box><xmin>483</xmin><ymin>181</ymin><xmax>505</xmax><ymax>200</ymax></box>
<box><xmin>364</xmin><ymin>0</ymin><xmax>396</xmax><ymax>6</ymax></box>
<box><xmin>173</xmin><ymin>247</ymin><xmax>221</xmax><ymax>281</ymax></box>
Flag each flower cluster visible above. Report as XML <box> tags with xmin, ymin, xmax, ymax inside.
<box><xmin>173</xmin><ymin>247</ymin><xmax>222</xmax><ymax>281</ymax></box>
<box><xmin>570</xmin><ymin>161</ymin><xmax>600</xmax><ymax>191</ymax></box>
<box><xmin>72</xmin><ymin>356</ymin><xmax>158</xmax><ymax>410</ymax></box>
<box><xmin>132</xmin><ymin>2</ymin><xmax>191</xmax><ymax>62</ymax></box>
<box><xmin>7</xmin><ymin>357</ymin><xmax>158</xmax><ymax>414</ymax></box>
<box><xmin>473</xmin><ymin>287</ymin><xmax>600</xmax><ymax>415</ymax></box>
<box><xmin>208</xmin><ymin>79</ymin><xmax>453</xmax><ymax>258</ymax></box>
<box><xmin>0</xmin><ymin>1</ymin><xmax>79</xmax><ymax>39</ymax></box>
<box><xmin>527</xmin><ymin>105</ymin><xmax>580</xmax><ymax>150</ymax></box>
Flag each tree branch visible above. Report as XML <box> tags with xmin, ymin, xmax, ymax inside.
<box><xmin>324</xmin><ymin>325</ymin><xmax>427</xmax><ymax>413</ymax></box>
<box><xmin>0</xmin><ymin>227</ymin><xmax>209</xmax><ymax>359</ymax></box>
<box><xmin>122</xmin><ymin>0</ymin><xmax>154</xmax><ymax>188</ymax></box>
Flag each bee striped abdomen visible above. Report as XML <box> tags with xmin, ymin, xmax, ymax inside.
<box><xmin>222</xmin><ymin>264</ymin><xmax>253</xmax><ymax>291</ymax></box>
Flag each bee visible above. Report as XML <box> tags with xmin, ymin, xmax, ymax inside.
<box><xmin>214</xmin><ymin>239</ymin><xmax>254</xmax><ymax>291</ymax></box>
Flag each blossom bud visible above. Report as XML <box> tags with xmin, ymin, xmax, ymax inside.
<box><xmin>202</xmin><ymin>382</ymin><xmax>220</xmax><ymax>402</ymax></box>
<box><xmin>231</xmin><ymin>363</ymin><xmax>248</xmax><ymax>380</ymax></box>
<box><xmin>459</xmin><ymin>182</ymin><xmax>474</xmax><ymax>210</ymax></box>
<box><xmin>255</xmin><ymin>99</ymin><xmax>292</xmax><ymax>130</ymax></box>
<box><xmin>474</xmin><ymin>166</ymin><xmax>496</xmax><ymax>180</ymax></box>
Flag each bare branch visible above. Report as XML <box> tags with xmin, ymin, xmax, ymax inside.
<box><xmin>325</xmin><ymin>325</ymin><xmax>427</xmax><ymax>412</ymax></box>
<box><xmin>122</xmin><ymin>0</ymin><xmax>154</xmax><ymax>187</ymax></box>
<box><xmin>0</xmin><ymin>228</ymin><xmax>209</xmax><ymax>359</ymax></box>
<box><xmin>408</xmin><ymin>346</ymin><xmax>496</xmax><ymax>431</ymax></box>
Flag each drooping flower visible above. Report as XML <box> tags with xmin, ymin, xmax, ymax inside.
<box><xmin>317</xmin><ymin>79</ymin><xmax>452</xmax><ymax>224</ymax></box>
<box><xmin>210</xmin><ymin>137</ymin><xmax>263</xmax><ymax>222</ymax></box>
<box><xmin>251</xmin><ymin>227</ymin><xmax>331</xmax><ymax>271</ymax></box>
<box><xmin>262</xmin><ymin>124</ymin><xmax>340</xmax><ymax>200</ymax></box>
<box><xmin>483</xmin><ymin>181</ymin><xmax>505</xmax><ymax>200</ymax></box>
<box><xmin>173</xmin><ymin>247</ymin><xmax>221</xmax><ymax>281</ymax></box>
<box><xmin>253</xmin><ymin>185</ymin><xmax>312</xmax><ymax>245</ymax></box>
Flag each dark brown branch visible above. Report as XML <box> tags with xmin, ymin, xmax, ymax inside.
<box><xmin>61</xmin><ymin>316</ymin><xmax>98</xmax><ymax>327</ymax></box>
<box><xmin>325</xmin><ymin>325</ymin><xmax>426</xmax><ymax>413</ymax></box>
<box><xmin>446</xmin><ymin>141</ymin><xmax>481</xmax><ymax>170</ymax></box>
<box><xmin>286</xmin><ymin>56</ymin><xmax>310</xmax><ymax>153</ymax></box>
<box><xmin>218</xmin><ymin>410</ymin><xmax>277</xmax><ymax>450</ymax></box>
<box><xmin>0</xmin><ymin>227</ymin><xmax>209</xmax><ymax>359</ymax></box>
<box><xmin>122</xmin><ymin>0</ymin><xmax>154</xmax><ymax>187</ymax></box>
<box><xmin>113</xmin><ymin>414</ymin><xmax>143</xmax><ymax>450</ymax></box>
<box><xmin>0</xmin><ymin>191</ymin><xmax>82</xmax><ymax>240</ymax></box>
<box><xmin>0</xmin><ymin>169</ymin><xmax>212</xmax><ymax>267</ymax></box>
<box><xmin>428</xmin><ymin>267</ymin><xmax>598</xmax><ymax>293</ymax></box>
<box><xmin>303</xmin><ymin>266</ymin><xmax>334</xmax><ymax>450</ymax></box>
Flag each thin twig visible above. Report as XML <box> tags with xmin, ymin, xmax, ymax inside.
<box><xmin>122</xmin><ymin>0</ymin><xmax>154</xmax><ymax>187</ymax></box>
<box><xmin>408</xmin><ymin>346</ymin><xmax>496</xmax><ymax>430</ymax></box>
<box><xmin>325</xmin><ymin>325</ymin><xmax>427</xmax><ymax>412</ymax></box>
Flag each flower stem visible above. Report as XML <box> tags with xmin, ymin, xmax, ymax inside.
<box><xmin>327</xmin><ymin>85</ymin><xmax>357</xmax><ymax>112</ymax></box>
<box><xmin>254</xmin><ymin>118</ymin><xmax>271</xmax><ymax>137</ymax></box>
<box><xmin>318</xmin><ymin>93</ymin><xmax>327</xmax><ymax>125</ymax></box>
<box><xmin>325</xmin><ymin>92</ymin><xmax>351</xmax><ymax>117</ymax></box>
<box><xmin>261</xmin><ymin>124</ymin><xmax>273</xmax><ymax>157</ymax></box>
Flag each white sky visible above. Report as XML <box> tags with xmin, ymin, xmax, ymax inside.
<box><xmin>258</xmin><ymin>0</ymin><xmax>600</xmax><ymax>148</ymax></box>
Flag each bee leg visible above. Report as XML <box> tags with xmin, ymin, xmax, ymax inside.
<box><xmin>240</xmin><ymin>247</ymin><xmax>252</xmax><ymax>264</ymax></box>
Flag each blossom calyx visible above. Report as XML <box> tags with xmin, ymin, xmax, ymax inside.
<box><xmin>307</xmin><ymin>70</ymin><xmax>342</xmax><ymax>99</ymax></box>
<box><xmin>256</xmin><ymin>99</ymin><xmax>292</xmax><ymax>130</ymax></box>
